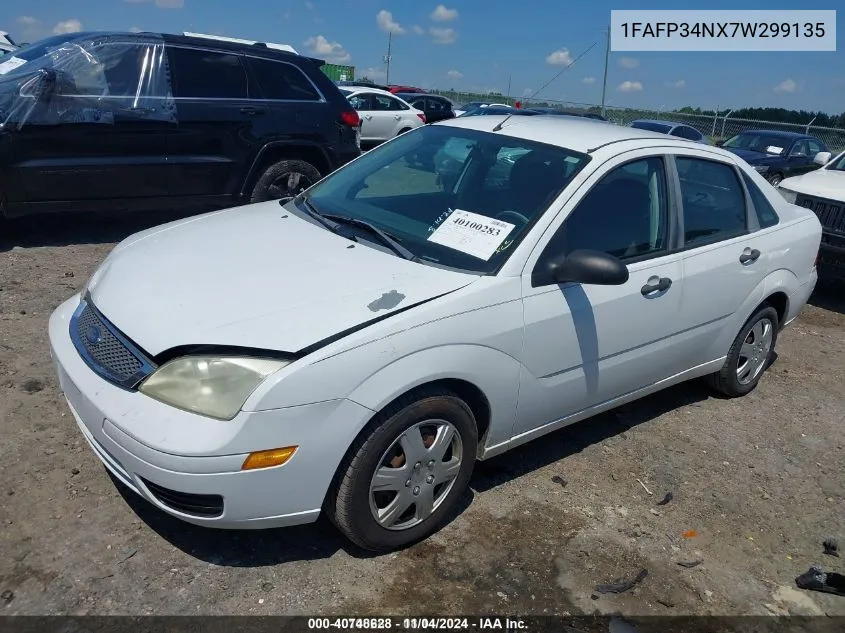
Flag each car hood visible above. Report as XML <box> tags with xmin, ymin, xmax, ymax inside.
<box><xmin>780</xmin><ymin>168</ymin><xmax>845</xmax><ymax>202</ymax></box>
<box><xmin>87</xmin><ymin>201</ymin><xmax>479</xmax><ymax>357</ymax></box>
<box><xmin>725</xmin><ymin>147</ymin><xmax>782</xmax><ymax>164</ymax></box>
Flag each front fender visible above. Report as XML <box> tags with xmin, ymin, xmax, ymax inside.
<box><xmin>347</xmin><ymin>344</ymin><xmax>521</xmax><ymax>449</ymax></box>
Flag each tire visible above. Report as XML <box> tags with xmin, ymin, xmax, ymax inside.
<box><xmin>767</xmin><ymin>172</ymin><xmax>784</xmax><ymax>187</ymax></box>
<box><xmin>707</xmin><ymin>305</ymin><xmax>779</xmax><ymax>398</ymax></box>
<box><xmin>397</xmin><ymin>128</ymin><xmax>412</xmax><ymax>135</ymax></box>
<box><xmin>327</xmin><ymin>387</ymin><xmax>478</xmax><ymax>552</ymax></box>
<box><xmin>249</xmin><ymin>159</ymin><xmax>322</xmax><ymax>203</ymax></box>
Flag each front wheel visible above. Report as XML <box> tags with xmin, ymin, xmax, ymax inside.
<box><xmin>767</xmin><ymin>172</ymin><xmax>784</xmax><ymax>187</ymax></box>
<box><xmin>327</xmin><ymin>388</ymin><xmax>478</xmax><ymax>552</ymax></box>
<box><xmin>707</xmin><ymin>305</ymin><xmax>779</xmax><ymax>397</ymax></box>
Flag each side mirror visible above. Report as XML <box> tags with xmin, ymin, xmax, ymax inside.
<box><xmin>538</xmin><ymin>249</ymin><xmax>629</xmax><ymax>287</ymax></box>
<box><xmin>813</xmin><ymin>151</ymin><xmax>832</xmax><ymax>166</ymax></box>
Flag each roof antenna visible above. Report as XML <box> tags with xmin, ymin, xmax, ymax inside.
<box><xmin>492</xmin><ymin>41</ymin><xmax>597</xmax><ymax>132</ymax></box>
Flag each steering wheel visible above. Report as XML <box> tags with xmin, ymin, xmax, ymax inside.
<box><xmin>496</xmin><ymin>210</ymin><xmax>530</xmax><ymax>226</ymax></box>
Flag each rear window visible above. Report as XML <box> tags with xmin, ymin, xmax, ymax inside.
<box><xmin>248</xmin><ymin>57</ymin><xmax>320</xmax><ymax>101</ymax></box>
<box><xmin>167</xmin><ymin>46</ymin><xmax>248</xmax><ymax>99</ymax></box>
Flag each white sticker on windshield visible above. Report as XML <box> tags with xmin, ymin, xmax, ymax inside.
<box><xmin>0</xmin><ymin>56</ymin><xmax>26</xmax><ymax>75</ymax></box>
<box><xmin>766</xmin><ymin>145</ymin><xmax>784</xmax><ymax>154</ymax></box>
<box><xmin>427</xmin><ymin>209</ymin><xmax>515</xmax><ymax>261</ymax></box>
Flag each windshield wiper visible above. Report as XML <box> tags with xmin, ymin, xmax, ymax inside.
<box><xmin>321</xmin><ymin>214</ymin><xmax>417</xmax><ymax>261</ymax></box>
<box><xmin>288</xmin><ymin>195</ymin><xmax>344</xmax><ymax>233</ymax></box>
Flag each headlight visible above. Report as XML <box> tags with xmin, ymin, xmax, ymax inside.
<box><xmin>139</xmin><ymin>356</ymin><xmax>289</xmax><ymax>420</ymax></box>
<box><xmin>753</xmin><ymin>165</ymin><xmax>770</xmax><ymax>173</ymax></box>
<box><xmin>778</xmin><ymin>187</ymin><xmax>798</xmax><ymax>204</ymax></box>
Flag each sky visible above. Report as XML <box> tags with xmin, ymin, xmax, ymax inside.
<box><xmin>1</xmin><ymin>0</ymin><xmax>843</xmax><ymax>115</ymax></box>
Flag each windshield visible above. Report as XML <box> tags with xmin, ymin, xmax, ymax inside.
<box><xmin>300</xmin><ymin>125</ymin><xmax>589</xmax><ymax>274</ymax></box>
<box><xmin>722</xmin><ymin>133</ymin><xmax>790</xmax><ymax>155</ymax></box>
<box><xmin>0</xmin><ymin>34</ymin><xmax>78</xmax><ymax>76</ymax></box>
<box><xmin>630</xmin><ymin>121</ymin><xmax>672</xmax><ymax>134</ymax></box>
<box><xmin>826</xmin><ymin>151</ymin><xmax>845</xmax><ymax>172</ymax></box>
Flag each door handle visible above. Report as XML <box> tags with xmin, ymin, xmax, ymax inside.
<box><xmin>394</xmin><ymin>115</ymin><xmax>402</xmax><ymax>120</ymax></box>
<box><xmin>240</xmin><ymin>106</ymin><xmax>264</xmax><ymax>116</ymax></box>
<box><xmin>640</xmin><ymin>276</ymin><xmax>672</xmax><ymax>296</ymax></box>
<box><xmin>739</xmin><ymin>248</ymin><xmax>761</xmax><ymax>264</ymax></box>
<box><xmin>364</xmin><ymin>114</ymin><xmax>373</xmax><ymax>120</ymax></box>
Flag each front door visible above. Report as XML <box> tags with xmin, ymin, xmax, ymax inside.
<box><xmin>13</xmin><ymin>41</ymin><xmax>173</xmax><ymax>206</ymax></box>
<box><xmin>515</xmin><ymin>154</ymin><xmax>686</xmax><ymax>437</ymax></box>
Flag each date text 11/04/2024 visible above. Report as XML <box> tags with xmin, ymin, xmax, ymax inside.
<box><xmin>619</xmin><ymin>22</ymin><xmax>826</xmax><ymax>38</ymax></box>
<box><xmin>306</xmin><ymin>617</ymin><xmax>528</xmax><ymax>630</ymax></box>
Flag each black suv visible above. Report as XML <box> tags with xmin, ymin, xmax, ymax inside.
<box><xmin>0</xmin><ymin>31</ymin><xmax>362</xmax><ymax>219</ymax></box>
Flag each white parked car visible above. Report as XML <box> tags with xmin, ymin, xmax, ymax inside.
<box><xmin>338</xmin><ymin>86</ymin><xmax>424</xmax><ymax>145</ymax></box>
<box><xmin>778</xmin><ymin>149</ymin><xmax>845</xmax><ymax>279</ymax></box>
<box><xmin>49</xmin><ymin>116</ymin><xmax>822</xmax><ymax>551</ymax></box>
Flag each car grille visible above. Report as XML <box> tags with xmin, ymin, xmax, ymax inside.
<box><xmin>141</xmin><ymin>478</ymin><xmax>224</xmax><ymax>518</ymax></box>
<box><xmin>69</xmin><ymin>298</ymin><xmax>155</xmax><ymax>390</ymax></box>
<box><xmin>796</xmin><ymin>193</ymin><xmax>845</xmax><ymax>233</ymax></box>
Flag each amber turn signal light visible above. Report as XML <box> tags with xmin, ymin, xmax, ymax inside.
<box><xmin>241</xmin><ymin>446</ymin><xmax>298</xmax><ymax>471</ymax></box>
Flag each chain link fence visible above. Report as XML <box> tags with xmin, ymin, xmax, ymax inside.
<box><xmin>427</xmin><ymin>89</ymin><xmax>845</xmax><ymax>154</ymax></box>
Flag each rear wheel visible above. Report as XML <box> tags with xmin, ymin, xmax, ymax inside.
<box><xmin>249</xmin><ymin>159</ymin><xmax>321</xmax><ymax>203</ymax></box>
<box><xmin>707</xmin><ymin>305</ymin><xmax>779</xmax><ymax>397</ymax></box>
<box><xmin>327</xmin><ymin>388</ymin><xmax>477</xmax><ymax>552</ymax></box>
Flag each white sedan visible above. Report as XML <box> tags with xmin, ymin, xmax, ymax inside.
<box><xmin>338</xmin><ymin>86</ymin><xmax>425</xmax><ymax>145</ymax></box>
<box><xmin>49</xmin><ymin>116</ymin><xmax>822</xmax><ymax>551</ymax></box>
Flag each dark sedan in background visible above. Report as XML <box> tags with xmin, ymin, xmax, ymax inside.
<box><xmin>717</xmin><ymin>130</ymin><xmax>830</xmax><ymax>186</ymax></box>
<box><xmin>629</xmin><ymin>119</ymin><xmax>712</xmax><ymax>144</ymax></box>
<box><xmin>394</xmin><ymin>92</ymin><xmax>456</xmax><ymax>124</ymax></box>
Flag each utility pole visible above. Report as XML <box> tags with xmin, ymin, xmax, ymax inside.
<box><xmin>600</xmin><ymin>26</ymin><xmax>610</xmax><ymax>118</ymax></box>
<box><xmin>383</xmin><ymin>31</ymin><xmax>393</xmax><ymax>85</ymax></box>
<box><xmin>506</xmin><ymin>74</ymin><xmax>511</xmax><ymax>98</ymax></box>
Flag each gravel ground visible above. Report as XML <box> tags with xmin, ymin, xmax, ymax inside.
<box><xmin>1</xmin><ymin>212</ymin><xmax>844</xmax><ymax>618</ymax></box>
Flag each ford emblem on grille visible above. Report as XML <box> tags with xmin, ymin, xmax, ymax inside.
<box><xmin>86</xmin><ymin>325</ymin><xmax>103</xmax><ymax>345</ymax></box>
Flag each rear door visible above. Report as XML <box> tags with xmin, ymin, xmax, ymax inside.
<box><xmin>13</xmin><ymin>40</ymin><xmax>173</xmax><ymax>206</ymax></box>
<box><xmin>163</xmin><ymin>44</ymin><xmax>264</xmax><ymax>199</ymax></box>
<box><xmin>348</xmin><ymin>92</ymin><xmax>391</xmax><ymax>142</ymax></box>
<box><xmin>670</xmin><ymin>151</ymin><xmax>770</xmax><ymax>367</ymax></box>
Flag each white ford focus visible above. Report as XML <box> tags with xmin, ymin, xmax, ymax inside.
<box><xmin>49</xmin><ymin>115</ymin><xmax>822</xmax><ymax>551</ymax></box>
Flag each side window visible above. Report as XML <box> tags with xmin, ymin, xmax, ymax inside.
<box><xmin>673</xmin><ymin>126</ymin><xmax>701</xmax><ymax>141</ymax></box>
<box><xmin>807</xmin><ymin>139</ymin><xmax>823</xmax><ymax>155</ymax></box>
<box><xmin>98</xmin><ymin>44</ymin><xmax>157</xmax><ymax>97</ymax></box>
<box><xmin>167</xmin><ymin>47</ymin><xmax>248</xmax><ymax>99</ymax></box>
<box><xmin>348</xmin><ymin>93</ymin><xmax>374</xmax><ymax>110</ymax></box>
<box><xmin>247</xmin><ymin>57</ymin><xmax>319</xmax><ymax>101</ymax></box>
<box><xmin>677</xmin><ymin>157</ymin><xmax>747</xmax><ymax>247</ymax></box>
<box><xmin>539</xmin><ymin>157</ymin><xmax>669</xmax><ymax>266</ymax></box>
<box><xmin>410</xmin><ymin>97</ymin><xmax>426</xmax><ymax>110</ymax></box>
<box><xmin>742</xmin><ymin>173</ymin><xmax>780</xmax><ymax>228</ymax></box>
<box><xmin>790</xmin><ymin>140</ymin><xmax>809</xmax><ymax>157</ymax></box>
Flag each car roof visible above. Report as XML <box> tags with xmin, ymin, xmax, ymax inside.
<box><xmin>737</xmin><ymin>129</ymin><xmax>811</xmax><ymax>140</ymax></box>
<box><xmin>340</xmin><ymin>86</ymin><xmax>397</xmax><ymax>97</ymax></box>
<box><xmin>439</xmin><ymin>115</ymin><xmax>728</xmax><ymax>154</ymax></box>
<box><xmin>50</xmin><ymin>30</ymin><xmax>310</xmax><ymax>63</ymax></box>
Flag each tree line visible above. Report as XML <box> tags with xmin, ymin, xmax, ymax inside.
<box><xmin>677</xmin><ymin>106</ymin><xmax>845</xmax><ymax>129</ymax></box>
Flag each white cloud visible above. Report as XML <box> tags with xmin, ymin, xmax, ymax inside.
<box><xmin>545</xmin><ymin>48</ymin><xmax>573</xmax><ymax>66</ymax></box>
<box><xmin>617</xmin><ymin>80</ymin><xmax>643</xmax><ymax>92</ymax></box>
<box><xmin>430</xmin><ymin>4</ymin><xmax>459</xmax><ymax>22</ymax></box>
<box><xmin>302</xmin><ymin>35</ymin><xmax>351</xmax><ymax>63</ymax></box>
<box><xmin>619</xmin><ymin>57</ymin><xmax>639</xmax><ymax>68</ymax></box>
<box><xmin>446</xmin><ymin>69</ymin><xmax>463</xmax><ymax>79</ymax></box>
<box><xmin>665</xmin><ymin>79</ymin><xmax>685</xmax><ymax>88</ymax></box>
<box><xmin>305</xmin><ymin>1</ymin><xmax>315</xmax><ymax>9</ymax></box>
<box><xmin>376</xmin><ymin>10</ymin><xmax>405</xmax><ymax>34</ymax></box>
<box><xmin>774</xmin><ymin>78</ymin><xmax>797</xmax><ymax>93</ymax></box>
<box><xmin>16</xmin><ymin>16</ymin><xmax>39</xmax><ymax>25</ymax></box>
<box><xmin>53</xmin><ymin>19</ymin><xmax>83</xmax><ymax>35</ymax></box>
<box><xmin>412</xmin><ymin>24</ymin><xmax>425</xmax><ymax>35</ymax></box>
<box><xmin>429</xmin><ymin>27</ymin><xmax>457</xmax><ymax>44</ymax></box>
<box><xmin>582</xmin><ymin>76</ymin><xmax>596</xmax><ymax>84</ymax></box>
<box><xmin>129</xmin><ymin>26</ymin><xmax>143</xmax><ymax>33</ymax></box>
